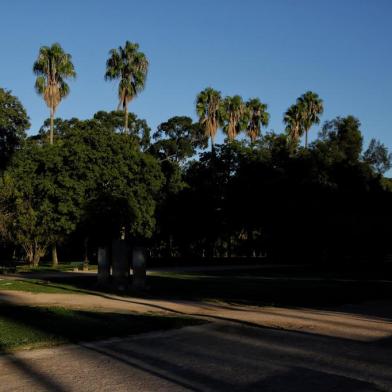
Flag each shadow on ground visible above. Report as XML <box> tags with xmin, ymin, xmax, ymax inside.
<box><xmin>1</xmin><ymin>302</ymin><xmax>391</xmax><ymax>391</ymax></box>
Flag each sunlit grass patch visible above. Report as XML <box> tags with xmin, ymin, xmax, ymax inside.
<box><xmin>0</xmin><ymin>305</ymin><xmax>204</xmax><ymax>352</ymax></box>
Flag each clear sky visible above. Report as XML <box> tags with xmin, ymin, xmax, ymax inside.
<box><xmin>1</xmin><ymin>0</ymin><xmax>391</xmax><ymax>148</ymax></box>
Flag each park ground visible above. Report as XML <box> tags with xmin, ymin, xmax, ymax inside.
<box><xmin>0</xmin><ymin>264</ymin><xmax>392</xmax><ymax>391</ymax></box>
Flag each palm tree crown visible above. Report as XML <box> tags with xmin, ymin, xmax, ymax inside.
<box><xmin>297</xmin><ymin>91</ymin><xmax>324</xmax><ymax>148</ymax></box>
<box><xmin>283</xmin><ymin>104</ymin><xmax>303</xmax><ymax>144</ymax></box>
<box><xmin>245</xmin><ymin>98</ymin><xmax>269</xmax><ymax>143</ymax></box>
<box><xmin>221</xmin><ymin>95</ymin><xmax>247</xmax><ymax>141</ymax></box>
<box><xmin>105</xmin><ymin>41</ymin><xmax>148</xmax><ymax>133</ymax></box>
<box><xmin>33</xmin><ymin>43</ymin><xmax>76</xmax><ymax>144</ymax></box>
<box><xmin>196</xmin><ymin>87</ymin><xmax>222</xmax><ymax>150</ymax></box>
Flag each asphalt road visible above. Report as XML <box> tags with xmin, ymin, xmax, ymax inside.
<box><xmin>1</xmin><ymin>321</ymin><xmax>391</xmax><ymax>392</ymax></box>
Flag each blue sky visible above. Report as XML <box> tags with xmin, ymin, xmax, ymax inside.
<box><xmin>1</xmin><ymin>0</ymin><xmax>391</xmax><ymax>148</ymax></box>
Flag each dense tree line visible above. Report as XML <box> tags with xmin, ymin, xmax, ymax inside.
<box><xmin>0</xmin><ymin>41</ymin><xmax>391</xmax><ymax>266</ymax></box>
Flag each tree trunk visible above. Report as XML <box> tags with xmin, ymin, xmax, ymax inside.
<box><xmin>25</xmin><ymin>247</ymin><xmax>34</xmax><ymax>265</ymax></box>
<box><xmin>83</xmin><ymin>237</ymin><xmax>89</xmax><ymax>271</ymax></box>
<box><xmin>33</xmin><ymin>252</ymin><xmax>41</xmax><ymax>267</ymax></box>
<box><xmin>50</xmin><ymin>107</ymin><xmax>54</xmax><ymax>145</ymax></box>
<box><xmin>211</xmin><ymin>136</ymin><xmax>215</xmax><ymax>154</ymax></box>
<box><xmin>51</xmin><ymin>243</ymin><xmax>58</xmax><ymax>266</ymax></box>
<box><xmin>124</xmin><ymin>104</ymin><xmax>129</xmax><ymax>134</ymax></box>
<box><xmin>305</xmin><ymin>129</ymin><xmax>308</xmax><ymax>148</ymax></box>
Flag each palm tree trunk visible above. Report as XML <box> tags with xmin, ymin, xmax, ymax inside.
<box><xmin>124</xmin><ymin>104</ymin><xmax>129</xmax><ymax>134</ymax></box>
<box><xmin>211</xmin><ymin>136</ymin><xmax>215</xmax><ymax>154</ymax></box>
<box><xmin>305</xmin><ymin>129</ymin><xmax>308</xmax><ymax>148</ymax></box>
<box><xmin>50</xmin><ymin>107</ymin><xmax>54</xmax><ymax>145</ymax></box>
<box><xmin>51</xmin><ymin>243</ymin><xmax>58</xmax><ymax>266</ymax></box>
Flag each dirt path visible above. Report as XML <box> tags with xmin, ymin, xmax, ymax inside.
<box><xmin>1</xmin><ymin>321</ymin><xmax>392</xmax><ymax>391</ymax></box>
<box><xmin>1</xmin><ymin>290</ymin><xmax>391</xmax><ymax>342</ymax></box>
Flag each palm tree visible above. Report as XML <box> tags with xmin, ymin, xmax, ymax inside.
<box><xmin>297</xmin><ymin>91</ymin><xmax>324</xmax><ymax>148</ymax></box>
<box><xmin>245</xmin><ymin>98</ymin><xmax>269</xmax><ymax>143</ymax></box>
<box><xmin>221</xmin><ymin>95</ymin><xmax>247</xmax><ymax>141</ymax></box>
<box><xmin>105</xmin><ymin>41</ymin><xmax>148</xmax><ymax>133</ymax></box>
<box><xmin>283</xmin><ymin>104</ymin><xmax>303</xmax><ymax>144</ymax></box>
<box><xmin>33</xmin><ymin>43</ymin><xmax>76</xmax><ymax>145</ymax></box>
<box><xmin>196</xmin><ymin>87</ymin><xmax>222</xmax><ymax>151</ymax></box>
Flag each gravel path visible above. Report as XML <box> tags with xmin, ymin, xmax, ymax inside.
<box><xmin>1</xmin><ymin>321</ymin><xmax>391</xmax><ymax>391</ymax></box>
<box><xmin>1</xmin><ymin>290</ymin><xmax>392</xmax><ymax>391</ymax></box>
<box><xmin>0</xmin><ymin>290</ymin><xmax>391</xmax><ymax>341</ymax></box>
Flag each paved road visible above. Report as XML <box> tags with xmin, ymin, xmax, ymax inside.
<box><xmin>1</xmin><ymin>321</ymin><xmax>391</xmax><ymax>391</ymax></box>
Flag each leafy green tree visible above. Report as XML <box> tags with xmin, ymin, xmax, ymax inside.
<box><xmin>105</xmin><ymin>41</ymin><xmax>148</xmax><ymax>133</ymax></box>
<box><xmin>151</xmin><ymin>116</ymin><xmax>207</xmax><ymax>163</ymax></box>
<box><xmin>59</xmin><ymin>123</ymin><xmax>163</xmax><ymax>244</ymax></box>
<box><xmin>221</xmin><ymin>95</ymin><xmax>247</xmax><ymax>141</ymax></box>
<box><xmin>36</xmin><ymin>111</ymin><xmax>151</xmax><ymax>151</ymax></box>
<box><xmin>318</xmin><ymin>116</ymin><xmax>363</xmax><ymax>163</ymax></box>
<box><xmin>363</xmin><ymin>139</ymin><xmax>392</xmax><ymax>175</ymax></box>
<box><xmin>245</xmin><ymin>98</ymin><xmax>269</xmax><ymax>143</ymax></box>
<box><xmin>0</xmin><ymin>144</ymin><xmax>84</xmax><ymax>265</ymax></box>
<box><xmin>196</xmin><ymin>87</ymin><xmax>223</xmax><ymax>151</ymax></box>
<box><xmin>0</xmin><ymin>88</ymin><xmax>30</xmax><ymax>170</ymax></box>
<box><xmin>0</xmin><ymin>120</ymin><xmax>164</xmax><ymax>265</ymax></box>
<box><xmin>297</xmin><ymin>91</ymin><xmax>324</xmax><ymax>148</ymax></box>
<box><xmin>93</xmin><ymin>110</ymin><xmax>151</xmax><ymax>150</ymax></box>
<box><xmin>33</xmin><ymin>43</ymin><xmax>76</xmax><ymax>145</ymax></box>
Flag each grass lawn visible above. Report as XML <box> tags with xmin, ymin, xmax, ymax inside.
<box><xmin>0</xmin><ymin>278</ymin><xmax>87</xmax><ymax>294</ymax></box>
<box><xmin>0</xmin><ymin>305</ymin><xmax>204</xmax><ymax>352</ymax></box>
<box><xmin>16</xmin><ymin>262</ymin><xmax>97</xmax><ymax>273</ymax></box>
<box><xmin>1</xmin><ymin>265</ymin><xmax>392</xmax><ymax>307</ymax></box>
<box><xmin>146</xmin><ymin>270</ymin><xmax>392</xmax><ymax>307</ymax></box>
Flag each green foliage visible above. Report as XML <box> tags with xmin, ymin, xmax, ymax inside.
<box><xmin>0</xmin><ymin>118</ymin><xmax>163</xmax><ymax>264</ymax></box>
<box><xmin>363</xmin><ymin>138</ymin><xmax>392</xmax><ymax>175</ymax></box>
<box><xmin>0</xmin><ymin>143</ymin><xmax>84</xmax><ymax>264</ymax></box>
<box><xmin>151</xmin><ymin>116</ymin><xmax>207</xmax><ymax>163</ymax></box>
<box><xmin>0</xmin><ymin>88</ymin><xmax>30</xmax><ymax>169</ymax></box>
<box><xmin>317</xmin><ymin>116</ymin><xmax>363</xmax><ymax>164</ymax></box>
<box><xmin>58</xmin><ymin>122</ymin><xmax>164</xmax><ymax>242</ymax></box>
<box><xmin>155</xmin><ymin>115</ymin><xmax>390</xmax><ymax>262</ymax></box>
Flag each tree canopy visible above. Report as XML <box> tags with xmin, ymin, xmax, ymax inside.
<box><xmin>0</xmin><ymin>88</ymin><xmax>30</xmax><ymax>170</ymax></box>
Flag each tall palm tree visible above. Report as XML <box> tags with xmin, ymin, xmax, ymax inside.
<box><xmin>245</xmin><ymin>98</ymin><xmax>269</xmax><ymax>143</ymax></box>
<box><xmin>105</xmin><ymin>41</ymin><xmax>148</xmax><ymax>133</ymax></box>
<box><xmin>283</xmin><ymin>103</ymin><xmax>303</xmax><ymax>144</ymax></box>
<box><xmin>33</xmin><ymin>43</ymin><xmax>76</xmax><ymax>145</ymax></box>
<box><xmin>297</xmin><ymin>91</ymin><xmax>324</xmax><ymax>148</ymax></box>
<box><xmin>221</xmin><ymin>95</ymin><xmax>247</xmax><ymax>141</ymax></box>
<box><xmin>196</xmin><ymin>87</ymin><xmax>222</xmax><ymax>151</ymax></box>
